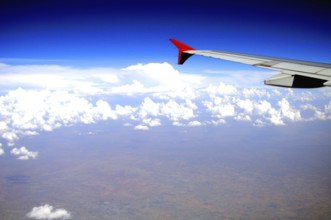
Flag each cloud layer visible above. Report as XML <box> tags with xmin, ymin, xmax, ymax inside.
<box><xmin>1</xmin><ymin>62</ymin><xmax>331</xmax><ymax>159</ymax></box>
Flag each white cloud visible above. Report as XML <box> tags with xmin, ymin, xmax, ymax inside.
<box><xmin>0</xmin><ymin>145</ymin><xmax>4</xmax><ymax>156</ymax></box>
<box><xmin>188</xmin><ymin>120</ymin><xmax>202</xmax><ymax>127</ymax></box>
<box><xmin>1</xmin><ymin>62</ymin><xmax>331</xmax><ymax>160</ymax></box>
<box><xmin>253</xmin><ymin>119</ymin><xmax>267</xmax><ymax>127</ymax></box>
<box><xmin>205</xmin><ymin>82</ymin><xmax>237</xmax><ymax>96</ymax></box>
<box><xmin>136</xmin><ymin>97</ymin><xmax>198</xmax><ymax>122</ymax></box>
<box><xmin>90</xmin><ymin>71</ymin><xmax>119</xmax><ymax>83</ymax></box>
<box><xmin>255</xmin><ymin>100</ymin><xmax>272</xmax><ymax>115</ymax></box>
<box><xmin>94</xmin><ymin>100</ymin><xmax>117</xmax><ymax>120</ymax></box>
<box><xmin>269</xmin><ymin>112</ymin><xmax>285</xmax><ymax>126</ymax></box>
<box><xmin>234</xmin><ymin>114</ymin><xmax>251</xmax><ymax>121</ymax></box>
<box><xmin>0</xmin><ymin>121</ymin><xmax>8</xmax><ymax>131</ymax></box>
<box><xmin>154</xmin><ymin>87</ymin><xmax>197</xmax><ymax>101</ymax></box>
<box><xmin>210</xmin><ymin>119</ymin><xmax>226</xmax><ymax>125</ymax></box>
<box><xmin>243</xmin><ymin>88</ymin><xmax>270</xmax><ymax>98</ymax></box>
<box><xmin>2</xmin><ymin>131</ymin><xmax>19</xmax><ymax>143</ymax></box>
<box><xmin>142</xmin><ymin>118</ymin><xmax>161</xmax><ymax>127</ymax></box>
<box><xmin>10</xmin><ymin>146</ymin><xmax>38</xmax><ymax>160</ymax></box>
<box><xmin>325</xmin><ymin>101</ymin><xmax>331</xmax><ymax>115</ymax></box>
<box><xmin>139</xmin><ymin>97</ymin><xmax>160</xmax><ymax>117</ymax></box>
<box><xmin>160</xmin><ymin>99</ymin><xmax>196</xmax><ymax>121</ymax></box>
<box><xmin>204</xmin><ymin>98</ymin><xmax>236</xmax><ymax>118</ymax></box>
<box><xmin>112</xmin><ymin>80</ymin><xmax>148</xmax><ymax>95</ymax></box>
<box><xmin>114</xmin><ymin>105</ymin><xmax>136</xmax><ymax>117</ymax></box>
<box><xmin>123</xmin><ymin>62</ymin><xmax>180</xmax><ymax>86</ymax></box>
<box><xmin>298</xmin><ymin>91</ymin><xmax>313</xmax><ymax>102</ymax></box>
<box><xmin>0</xmin><ymin>81</ymin><xmax>329</xmax><ymax>152</ymax></box>
<box><xmin>122</xmin><ymin>62</ymin><xmax>205</xmax><ymax>92</ymax></box>
<box><xmin>217</xmin><ymin>104</ymin><xmax>236</xmax><ymax>117</ymax></box>
<box><xmin>272</xmin><ymin>89</ymin><xmax>282</xmax><ymax>96</ymax></box>
<box><xmin>236</xmin><ymin>99</ymin><xmax>254</xmax><ymax>114</ymax></box>
<box><xmin>252</xmin><ymin>100</ymin><xmax>284</xmax><ymax>126</ymax></box>
<box><xmin>134</xmin><ymin>125</ymin><xmax>149</xmax><ymax>130</ymax></box>
<box><xmin>0</xmin><ymin>88</ymin><xmax>137</xmax><ymax>147</ymax></box>
<box><xmin>278</xmin><ymin>98</ymin><xmax>301</xmax><ymax>122</ymax></box>
<box><xmin>26</xmin><ymin>204</ymin><xmax>71</xmax><ymax>220</ymax></box>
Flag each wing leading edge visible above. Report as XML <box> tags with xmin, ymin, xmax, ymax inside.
<box><xmin>170</xmin><ymin>38</ymin><xmax>331</xmax><ymax>88</ymax></box>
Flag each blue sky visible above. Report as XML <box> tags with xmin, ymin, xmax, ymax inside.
<box><xmin>1</xmin><ymin>1</ymin><xmax>331</xmax><ymax>67</ymax></box>
<box><xmin>1</xmin><ymin>1</ymin><xmax>331</xmax><ymax>219</ymax></box>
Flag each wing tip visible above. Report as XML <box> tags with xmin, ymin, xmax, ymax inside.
<box><xmin>169</xmin><ymin>38</ymin><xmax>195</xmax><ymax>64</ymax></box>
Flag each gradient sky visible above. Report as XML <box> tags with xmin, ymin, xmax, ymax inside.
<box><xmin>1</xmin><ymin>1</ymin><xmax>331</xmax><ymax>67</ymax></box>
<box><xmin>1</xmin><ymin>1</ymin><xmax>331</xmax><ymax>219</ymax></box>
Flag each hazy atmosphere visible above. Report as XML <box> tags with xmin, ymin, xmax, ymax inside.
<box><xmin>1</xmin><ymin>1</ymin><xmax>331</xmax><ymax>219</ymax></box>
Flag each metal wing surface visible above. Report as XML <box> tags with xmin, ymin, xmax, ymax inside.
<box><xmin>170</xmin><ymin>39</ymin><xmax>331</xmax><ymax>88</ymax></box>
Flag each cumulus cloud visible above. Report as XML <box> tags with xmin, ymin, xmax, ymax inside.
<box><xmin>278</xmin><ymin>98</ymin><xmax>301</xmax><ymax>122</ymax></box>
<box><xmin>1</xmin><ymin>62</ymin><xmax>331</xmax><ymax>159</ymax></box>
<box><xmin>139</xmin><ymin>97</ymin><xmax>160</xmax><ymax>117</ymax></box>
<box><xmin>142</xmin><ymin>118</ymin><xmax>161</xmax><ymax>127</ymax></box>
<box><xmin>207</xmin><ymin>102</ymin><xmax>236</xmax><ymax>118</ymax></box>
<box><xmin>2</xmin><ymin>131</ymin><xmax>19</xmax><ymax>145</ymax></box>
<box><xmin>0</xmin><ymin>61</ymin><xmax>201</xmax><ymax>96</ymax></box>
<box><xmin>137</xmin><ymin>97</ymin><xmax>196</xmax><ymax>122</ymax></box>
<box><xmin>202</xmin><ymin>84</ymin><xmax>331</xmax><ymax>126</ymax></box>
<box><xmin>234</xmin><ymin>114</ymin><xmax>251</xmax><ymax>121</ymax></box>
<box><xmin>205</xmin><ymin>82</ymin><xmax>237</xmax><ymax>96</ymax></box>
<box><xmin>94</xmin><ymin>100</ymin><xmax>117</xmax><ymax>120</ymax></box>
<box><xmin>0</xmin><ymin>88</ymin><xmax>135</xmax><ymax>147</ymax></box>
<box><xmin>26</xmin><ymin>204</ymin><xmax>71</xmax><ymax>220</ymax></box>
<box><xmin>111</xmin><ymin>80</ymin><xmax>148</xmax><ymax>95</ymax></box>
<box><xmin>122</xmin><ymin>62</ymin><xmax>204</xmax><ymax>88</ymax></box>
<box><xmin>134</xmin><ymin>124</ymin><xmax>149</xmax><ymax>130</ymax></box>
<box><xmin>236</xmin><ymin>99</ymin><xmax>254</xmax><ymax>114</ymax></box>
<box><xmin>188</xmin><ymin>120</ymin><xmax>202</xmax><ymax>127</ymax></box>
<box><xmin>204</xmin><ymin>96</ymin><xmax>236</xmax><ymax>118</ymax></box>
<box><xmin>210</xmin><ymin>119</ymin><xmax>226</xmax><ymax>125</ymax></box>
<box><xmin>121</xmin><ymin>62</ymin><xmax>205</xmax><ymax>96</ymax></box>
<box><xmin>243</xmin><ymin>88</ymin><xmax>270</xmax><ymax>98</ymax></box>
<box><xmin>0</xmin><ymin>143</ymin><xmax>4</xmax><ymax>155</ymax></box>
<box><xmin>325</xmin><ymin>101</ymin><xmax>331</xmax><ymax>115</ymax></box>
<box><xmin>153</xmin><ymin>86</ymin><xmax>197</xmax><ymax>101</ymax></box>
<box><xmin>10</xmin><ymin>146</ymin><xmax>38</xmax><ymax>160</ymax></box>
<box><xmin>159</xmin><ymin>99</ymin><xmax>196</xmax><ymax>121</ymax></box>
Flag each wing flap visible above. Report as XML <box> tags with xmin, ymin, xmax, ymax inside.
<box><xmin>265</xmin><ymin>73</ymin><xmax>294</xmax><ymax>87</ymax></box>
<box><xmin>265</xmin><ymin>73</ymin><xmax>328</xmax><ymax>88</ymax></box>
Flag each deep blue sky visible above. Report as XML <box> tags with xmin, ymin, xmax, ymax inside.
<box><xmin>1</xmin><ymin>0</ymin><xmax>331</xmax><ymax>68</ymax></box>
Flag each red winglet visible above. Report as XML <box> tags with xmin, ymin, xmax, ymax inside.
<box><xmin>170</xmin><ymin>39</ymin><xmax>195</xmax><ymax>64</ymax></box>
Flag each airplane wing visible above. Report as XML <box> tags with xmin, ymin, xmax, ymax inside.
<box><xmin>170</xmin><ymin>38</ymin><xmax>331</xmax><ymax>88</ymax></box>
